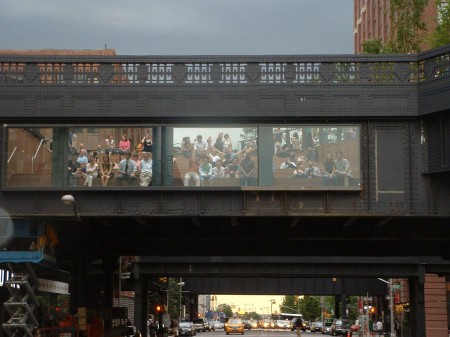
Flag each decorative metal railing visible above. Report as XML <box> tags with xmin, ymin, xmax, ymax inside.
<box><xmin>0</xmin><ymin>44</ymin><xmax>448</xmax><ymax>86</ymax></box>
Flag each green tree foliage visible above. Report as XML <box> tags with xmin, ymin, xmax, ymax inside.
<box><xmin>240</xmin><ymin>127</ymin><xmax>257</xmax><ymax>142</ymax></box>
<box><xmin>218</xmin><ymin>304</ymin><xmax>234</xmax><ymax>318</ymax></box>
<box><xmin>362</xmin><ymin>0</ymin><xmax>428</xmax><ymax>54</ymax></box>
<box><xmin>298</xmin><ymin>296</ymin><xmax>321</xmax><ymax>322</ymax></box>
<box><xmin>430</xmin><ymin>0</ymin><xmax>450</xmax><ymax>48</ymax></box>
<box><xmin>281</xmin><ymin>295</ymin><xmax>298</xmax><ymax>312</ymax></box>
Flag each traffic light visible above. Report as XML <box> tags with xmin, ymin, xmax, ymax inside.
<box><xmin>155</xmin><ymin>304</ymin><xmax>163</xmax><ymax>313</ymax></box>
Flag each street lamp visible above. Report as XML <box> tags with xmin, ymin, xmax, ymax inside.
<box><xmin>378</xmin><ymin>278</ymin><xmax>395</xmax><ymax>337</ymax></box>
<box><xmin>178</xmin><ymin>278</ymin><xmax>185</xmax><ymax>320</ymax></box>
<box><xmin>61</xmin><ymin>194</ymin><xmax>81</xmax><ymax>221</ymax></box>
<box><xmin>269</xmin><ymin>299</ymin><xmax>276</xmax><ymax>318</ymax></box>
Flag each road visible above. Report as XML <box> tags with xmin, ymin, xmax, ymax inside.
<box><xmin>193</xmin><ymin>330</ymin><xmax>319</xmax><ymax>337</ymax></box>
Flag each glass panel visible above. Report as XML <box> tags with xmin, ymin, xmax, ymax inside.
<box><xmin>172</xmin><ymin>127</ymin><xmax>258</xmax><ymax>187</ymax></box>
<box><xmin>5</xmin><ymin>127</ymin><xmax>154</xmax><ymax>188</ymax></box>
<box><xmin>271</xmin><ymin>126</ymin><xmax>360</xmax><ymax>190</ymax></box>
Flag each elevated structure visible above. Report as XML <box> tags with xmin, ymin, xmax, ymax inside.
<box><xmin>0</xmin><ymin>45</ymin><xmax>449</xmax><ymax>337</ymax></box>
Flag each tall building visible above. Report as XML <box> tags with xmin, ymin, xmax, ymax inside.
<box><xmin>353</xmin><ymin>0</ymin><xmax>441</xmax><ymax>53</ymax></box>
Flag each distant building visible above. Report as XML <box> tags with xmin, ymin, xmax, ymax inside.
<box><xmin>353</xmin><ymin>0</ymin><xmax>442</xmax><ymax>53</ymax></box>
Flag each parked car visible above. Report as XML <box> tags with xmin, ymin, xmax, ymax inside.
<box><xmin>178</xmin><ymin>322</ymin><xmax>197</xmax><ymax>336</ymax></box>
<box><xmin>311</xmin><ymin>321</ymin><xmax>323</xmax><ymax>333</ymax></box>
<box><xmin>330</xmin><ymin>319</ymin><xmax>350</xmax><ymax>336</ymax></box>
<box><xmin>225</xmin><ymin>317</ymin><xmax>244</xmax><ymax>335</ymax></box>
<box><xmin>192</xmin><ymin>318</ymin><xmax>206</xmax><ymax>332</ymax></box>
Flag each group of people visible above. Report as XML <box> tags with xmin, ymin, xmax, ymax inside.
<box><xmin>279</xmin><ymin>151</ymin><xmax>353</xmax><ymax>186</ymax></box>
<box><xmin>67</xmin><ymin>134</ymin><xmax>154</xmax><ymax>187</ymax></box>
<box><xmin>180</xmin><ymin>133</ymin><xmax>257</xmax><ymax>187</ymax></box>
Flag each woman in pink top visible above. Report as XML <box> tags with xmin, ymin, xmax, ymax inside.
<box><xmin>118</xmin><ymin>135</ymin><xmax>131</xmax><ymax>154</ymax></box>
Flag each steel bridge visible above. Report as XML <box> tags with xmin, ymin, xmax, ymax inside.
<box><xmin>0</xmin><ymin>45</ymin><xmax>450</xmax><ymax>337</ymax></box>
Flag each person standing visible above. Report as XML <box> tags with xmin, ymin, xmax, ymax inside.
<box><xmin>376</xmin><ymin>318</ymin><xmax>383</xmax><ymax>337</ymax></box>
<box><xmin>294</xmin><ymin>317</ymin><xmax>303</xmax><ymax>337</ymax></box>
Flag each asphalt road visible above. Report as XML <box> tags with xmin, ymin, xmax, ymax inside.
<box><xmin>194</xmin><ymin>329</ymin><xmax>318</xmax><ymax>337</ymax></box>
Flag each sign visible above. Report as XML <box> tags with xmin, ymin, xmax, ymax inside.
<box><xmin>392</xmin><ymin>285</ymin><xmax>401</xmax><ymax>289</ymax></box>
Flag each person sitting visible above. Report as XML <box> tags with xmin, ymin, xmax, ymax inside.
<box><xmin>67</xmin><ymin>153</ymin><xmax>81</xmax><ymax>187</ymax></box>
<box><xmin>193</xmin><ymin>135</ymin><xmax>208</xmax><ymax>158</ymax></box>
<box><xmin>141</xmin><ymin>133</ymin><xmax>153</xmax><ymax>153</ymax></box>
<box><xmin>118</xmin><ymin>135</ymin><xmax>131</xmax><ymax>154</ymax></box>
<box><xmin>322</xmin><ymin>153</ymin><xmax>335</xmax><ymax>185</ymax></box>
<box><xmin>199</xmin><ymin>156</ymin><xmax>213</xmax><ymax>186</ymax></box>
<box><xmin>83</xmin><ymin>155</ymin><xmax>99</xmax><ymax>187</ymax></box>
<box><xmin>304</xmin><ymin>160</ymin><xmax>321</xmax><ymax>178</ymax></box>
<box><xmin>212</xmin><ymin>159</ymin><xmax>225</xmax><ymax>180</ymax></box>
<box><xmin>139</xmin><ymin>152</ymin><xmax>153</xmax><ymax>187</ymax></box>
<box><xmin>277</xmin><ymin>144</ymin><xmax>291</xmax><ymax>158</ymax></box>
<box><xmin>184</xmin><ymin>157</ymin><xmax>200</xmax><ymax>187</ymax></box>
<box><xmin>105</xmin><ymin>135</ymin><xmax>116</xmax><ymax>154</ymax></box>
<box><xmin>180</xmin><ymin>136</ymin><xmax>193</xmax><ymax>158</ymax></box>
<box><xmin>116</xmin><ymin>152</ymin><xmax>138</xmax><ymax>185</ymax></box>
<box><xmin>100</xmin><ymin>154</ymin><xmax>114</xmax><ymax>187</ymax></box>
<box><xmin>292</xmin><ymin>163</ymin><xmax>306</xmax><ymax>178</ymax></box>
<box><xmin>280</xmin><ymin>157</ymin><xmax>296</xmax><ymax>170</ymax></box>
<box><xmin>333</xmin><ymin>151</ymin><xmax>353</xmax><ymax>186</ymax></box>
<box><xmin>226</xmin><ymin>158</ymin><xmax>240</xmax><ymax>178</ymax></box>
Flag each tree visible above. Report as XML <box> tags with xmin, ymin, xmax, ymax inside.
<box><xmin>362</xmin><ymin>0</ymin><xmax>428</xmax><ymax>54</ymax></box>
<box><xmin>298</xmin><ymin>296</ymin><xmax>321</xmax><ymax>322</ymax></box>
<box><xmin>430</xmin><ymin>0</ymin><xmax>450</xmax><ymax>48</ymax></box>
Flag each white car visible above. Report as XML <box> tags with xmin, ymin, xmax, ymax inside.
<box><xmin>276</xmin><ymin>320</ymin><xmax>290</xmax><ymax>329</ymax></box>
<box><xmin>213</xmin><ymin>321</ymin><xmax>224</xmax><ymax>330</ymax></box>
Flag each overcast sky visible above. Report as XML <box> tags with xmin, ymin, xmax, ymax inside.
<box><xmin>0</xmin><ymin>0</ymin><xmax>354</xmax><ymax>55</ymax></box>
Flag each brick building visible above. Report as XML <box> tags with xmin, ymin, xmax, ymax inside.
<box><xmin>353</xmin><ymin>0</ymin><xmax>441</xmax><ymax>53</ymax></box>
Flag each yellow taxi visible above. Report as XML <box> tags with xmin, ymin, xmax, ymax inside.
<box><xmin>225</xmin><ymin>318</ymin><xmax>245</xmax><ymax>335</ymax></box>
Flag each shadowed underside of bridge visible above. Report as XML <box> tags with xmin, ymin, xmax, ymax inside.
<box><xmin>52</xmin><ymin>214</ymin><xmax>450</xmax><ymax>275</ymax></box>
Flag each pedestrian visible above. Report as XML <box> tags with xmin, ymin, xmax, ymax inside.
<box><xmin>376</xmin><ymin>318</ymin><xmax>383</xmax><ymax>337</ymax></box>
<box><xmin>294</xmin><ymin>317</ymin><xmax>303</xmax><ymax>337</ymax></box>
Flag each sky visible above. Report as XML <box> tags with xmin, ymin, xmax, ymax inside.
<box><xmin>0</xmin><ymin>0</ymin><xmax>354</xmax><ymax>55</ymax></box>
<box><xmin>217</xmin><ymin>295</ymin><xmax>285</xmax><ymax>314</ymax></box>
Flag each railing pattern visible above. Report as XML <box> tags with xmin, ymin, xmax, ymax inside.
<box><xmin>0</xmin><ymin>45</ymin><xmax>448</xmax><ymax>86</ymax></box>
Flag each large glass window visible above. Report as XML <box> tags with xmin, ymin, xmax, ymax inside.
<box><xmin>5</xmin><ymin>126</ymin><xmax>154</xmax><ymax>188</ymax></box>
<box><xmin>4</xmin><ymin>125</ymin><xmax>360</xmax><ymax>190</ymax></box>
<box><xmin>270</xmin><ymin>126</ymin><xmax>360</xmax><ymax>189</ymax></box>
<box><xmin>172</xmin><ymin>127</ymin><xmax>258</xmax><ymax>187</ymax></box>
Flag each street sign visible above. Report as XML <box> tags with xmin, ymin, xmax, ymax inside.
<box><xmin>392</xmin><ymin>285</ymin><xmax>401</xmax><ymax>289</ymax></box>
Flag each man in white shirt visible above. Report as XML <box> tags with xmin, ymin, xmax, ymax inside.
<box><xmin>194</xmin><ymin>135</ymin><xmax>208</xmax><ymax>158</ymax></box>
<box><xmin>376</xmin><ymin>318</ymin><xmax>383</xmax><ymax>336</ymax></box>
<box><xmin>140</xmin><ymin>152</ymin><xmax>153</xmax><ymax>187</ymax></box>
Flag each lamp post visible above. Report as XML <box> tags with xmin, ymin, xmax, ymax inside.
<box><xmin>178</xmin><ymin>278</ymin><xmax>185</xmax><ymax>320</ymax></box>
<box><xmin>378</xmin><ymin>278</ymin><xmax>395</xmax><ymax>337</ymax></box>
<box><xmin>269</xmin><ymin>299</ymin><xmax>276</xmax><ymax>318</ymax></box>
<box><xmin>61</xmin><ymin>194</ymin><xmax>81</xmax><ymax>221</ymax></box>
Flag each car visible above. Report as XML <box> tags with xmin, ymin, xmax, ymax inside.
<box><xmin>311</xmin><ymin>321</ymin><xmax>323</xmax><ymax>333</ymax></box>
<box><xmin>275</xmin><ymin>320</ymin><xmax>290</xmax><ymax>329</ymax></box>
<box><xmin>291</xmin><ymin>318</ymin><xmax>307</xmax><ymax>332</ymax></box>
<box><xmin>249</xmin><ymin>321</ymin><xmax>258</xmax><ymax>329</ymax></box>
<box><xmin>321</xmin><ymin>321</ymin><xmax>333</xmax><ymax>334</ymax></box>
<box><xmin>205</xmin><ymin>320</ymin><xmax>215</xmax><ymax>331</ymax></box>
<box><xmin>213</xmin><ymin>321</ymin><xmax>224</xmax><ymax>330</ymax></box>
<box><xmin>192</xmin><ymin>318</ymin><xmax>206</xmax><ymax>332</ymax></box>
<box><xmin>178</xmin><ymin>322</ymin><xmax>197</xmax><ymax>336</ymax></box>
<box><xmin>260</xmin><ymin>320</ymin><xmax>271</xmax><ymax>329</ymax></box>
<box><xmin>242</xmin><ymin>320</ymin><xmax>252</xmax><ymax>330</ymax></box>
<box><xmin>330</xmin><ymin>319</ymin><xmax>350</xmax><ymax>336</ymax></box>
<box><xmin>225</xmin><ymin>317</ymin><xmax>245</xmax><ymax>335</ymax></box>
